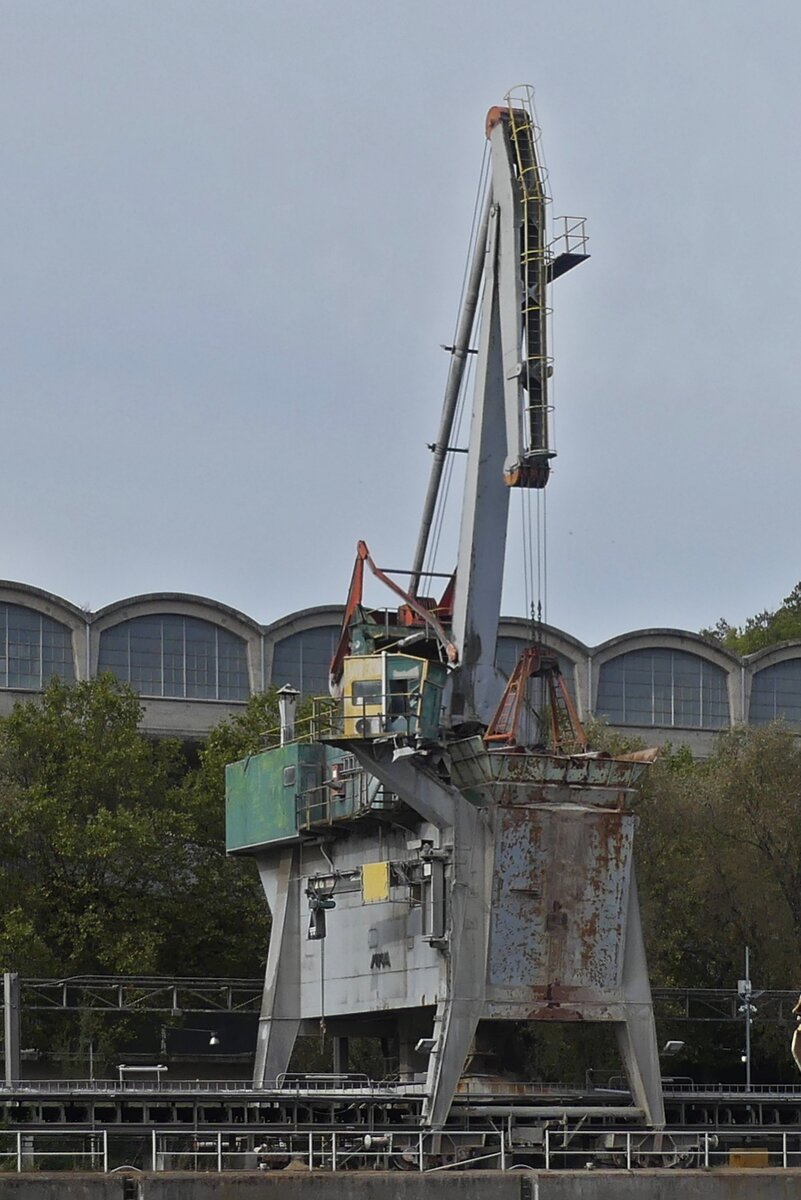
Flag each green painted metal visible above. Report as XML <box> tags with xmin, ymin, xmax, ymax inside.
<box><xmin>225</xmin><ymin>743</ymin><xmax>325</xmax><ymax>853</ymax></box>
<box><xmin>225</xmin><ymin>742</ymin><xmax>384</xmax><ymax>853</ymax></box>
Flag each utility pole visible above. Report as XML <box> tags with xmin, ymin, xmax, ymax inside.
<box><xmin>738</xmin><ymin>947</ymin><xmax>757</xmax><ymax>1090</ymax></box>
<box><xmin>3</xmin><ymin>972</ymin><xmax>20</xmax><ymax>1087</ymax></box>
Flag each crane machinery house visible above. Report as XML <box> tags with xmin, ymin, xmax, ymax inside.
<box><xmin>225</xmin><ymin>88</ymin><xmax>665</xmax><ymax>1132</ymax></box>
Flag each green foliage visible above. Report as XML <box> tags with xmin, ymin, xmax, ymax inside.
<box><xmin>635</xmin><ymin>724</ymin><xmax>801</xmax><ymax>1079</ymax></box>
<box><xmin>583</xmin><ymin>718</ymin><xmax>646</xmax><ymax>756</ymax></box>
<box><xmin>702</xmin><ymin>581</ymin><xmax>801</xmax><ymax>654</ymax></box>
<box><xmin>0</xmin><ymin>675</ymin><xmax>270</xmax><ymax>980</ymax></box>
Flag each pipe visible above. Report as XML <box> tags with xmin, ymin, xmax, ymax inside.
<box><xmin>455</xmin><ymin>1105</ymin><xmax>644</xmax><ymax>1119</ymax></box>
<box><xmin>409</xmin><ymin>189</ymin><xmax>492</xmax><ymax>597</ymax></box>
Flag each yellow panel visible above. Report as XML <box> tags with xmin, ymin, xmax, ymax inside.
<box><xmin>728</xmin><ymin>1149</ymin><xmax>770</xmax><ymax>1169</ymax></box>
<box><xmin>362</xmin><ymin>861</ymin><xmax>390</xmax><ymax>903</ymax></box>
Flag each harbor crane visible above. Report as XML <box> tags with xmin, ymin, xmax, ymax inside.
<box><xmin>226</xmin><ymin>87</ymin><xmax>665</xmax><ymax>1131</ymax></box>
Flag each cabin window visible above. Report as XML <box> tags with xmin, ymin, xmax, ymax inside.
<box><xmin>352</xmin><ymin>678</ymin><xmax>382</xmax><ymax>707</ymax></box>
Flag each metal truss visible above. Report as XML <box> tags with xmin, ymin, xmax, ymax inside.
<box><xmin>653</xmin><ymin>987</ymin><xmax>798</xmax><ymax>1024</ymax></box>
<box><xmin>18</xmin><ymin>976</ymin><xmax>262</xmax><ymax>1015</ymax></box>
<box><xmin>9</xmin><ymin>978</ymin><xmax>799</xmax><ymax>1025</ymax></box>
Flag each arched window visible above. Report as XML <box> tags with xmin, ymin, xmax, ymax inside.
<box><xmin>0</xmin><ymin>603</ymin><xmax>75</xmax><ymax>689</ymax></box>
<box><xmin>98</xmin><ymin>616</ymin><xmax>249</xmax><ymax>700</ymax></box>
<box><xmin>749</xmin><ymin>659</ymin><xmax>801</xmax><ymax>727</ymax></box>
<box><xmin>596</xmin><ymin>648</ymin><xmax>729</xmax><ymax>729</ymax></box>
<box><xmin>271</xmin><ymin>627</ymin><xmax>339</xmax><ymax>697</ymax></box>
<box><xmin>495</xmin><ymin>636</ymin><xmax>577</xmax><ymax>701</ymax></box>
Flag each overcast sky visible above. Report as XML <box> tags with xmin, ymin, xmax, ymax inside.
<box><xmin>2</xmin><ymin>0</ymin><xmax>800</xmax><ymax>645</ymax></box>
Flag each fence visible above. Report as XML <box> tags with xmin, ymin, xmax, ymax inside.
<box><xmin>0</xmin><ymin>1130</ymin><xmax>108</xmax><ymax>1172</ymax></box>
<box><xmin>152</xmin><ymin>1128</ymin><xmax>507</xmax><ymax>1172</ymax></box>
<box><xmin>6</xmin><ymin>1125</ymin><xmax>801</xmax><ymax>1172</ymax></box>
<box><xmin>543</xmin><ymin>1126</ymin><xmax>801</xmax><ymax>1170</ymax></box>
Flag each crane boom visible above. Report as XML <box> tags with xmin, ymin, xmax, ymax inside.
<box><xmin>410</xmin><ymin>90</ymin><xmax>587</xmax><ymax>721</ymax></box>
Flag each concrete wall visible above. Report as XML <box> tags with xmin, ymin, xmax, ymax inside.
<box><xmin>5</xmin><ymin>1172</ymin><xmax>801</xmax><ymax>1200</ymax></box>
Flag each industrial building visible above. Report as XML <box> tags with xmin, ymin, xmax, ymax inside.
<box><xmin>0</xmin><ymin>578</ymin><xmax>795</xmax><ymax>753</ymax></box>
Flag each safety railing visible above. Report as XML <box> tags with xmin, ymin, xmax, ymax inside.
<box><xmin>0</xmin><ymin>1074</ymin><xmax>417</xmax><ymax>1098</ymax></box>
<box><xmin>8</xmin><ymin>1125</ymin><xmax>801</xmax><ymax>1172</ymax></box>
<box><xmin>0</xmin><ymin>1130</ymin><xmax>108</xmax><ymax>1172</ymax></box>
<box><xmin>276</xmin><ymin>1072</ymin><xmax>372</xmax><ymax>1092</ymax></box>
<box><xmin>662</xmin><ymin>1080</ymin><xmax>801</xmax><ymax>1097</ymax></box>
<box><xmin>550</xmin><ymin>215</ymin><xmax>589</xmax><ymax>259</ymax></box>
<box><xmin>152</xmin><ymin>1128</ymin><xmax>507</xmax><ymax>1172</ymax></box>
<box><xmin>1</xmin><ymin>1077</ymin><xmax>259</xmax><ymax>1095</ymax></box>
<box><xmin>259</xmin><ymin>701</ymin><xmax>339</xmax><ymax>749</ymax></box>
<box><xmin>543</xmin><ymin>1127</ymin><xmax>801</xmax><ymax>1170</ymax></box>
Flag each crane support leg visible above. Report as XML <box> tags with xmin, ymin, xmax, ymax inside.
<box><xmin>615</xmin><ymin>868</ymin><xmax>665</xmax><ymax>1128</ymax></box>
<box><xmin>422</xmin><ymin>800</ymin><xmax>488</xmax><ymax>1128</ymax></box>
<box><xmin>348</xmin><ymin>745</ymin><xmax>491</xmax><ymax>1129</ymax></box>
<box><xmin>253</xmin><ymin>849</ymin><xmax>301</xmax><ymax>1087</ymax></box>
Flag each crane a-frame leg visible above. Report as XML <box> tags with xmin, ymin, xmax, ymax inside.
<box><xmin>252</xmin><ymin>848</ymin><xmax>301</xmax><ymax>1086</ymax></box>
<box><xmin>616</xmin><ymin>868</ymin><xmax>665</xmax><ymax>1128</ymax></box>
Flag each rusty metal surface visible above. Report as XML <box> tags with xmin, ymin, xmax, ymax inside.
<box><xmin>449</xmin><ymin>737</ymin><xmax>650</xmax><ymax>795</ymax></box>
<box><xmin>487</xmin><ymin>805</ymin><xmax>634</xmax><ymax>999</ymax></box>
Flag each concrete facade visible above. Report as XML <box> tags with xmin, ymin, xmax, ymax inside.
<box><xmin>0</xmin><ymin>580</ymin><xmax>797</xmax><ymax>751</ymax></box>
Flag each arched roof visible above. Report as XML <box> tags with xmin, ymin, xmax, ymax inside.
<box><xmin>263</xmin><ymin>605</ymin><xmax>345</xmax><ymax>641</ymax></box>
<box><xmin>745</xmin><ymin>640</ymin><xmax>801</xmax><ymax>672</ymax></box>
<box><xmin>497</xmin><ymin>617</ymin><xmax>589</xmax><ymax>661</ymax></box>
<box><xmin>0</xmin><ymin>580</ymin><xmax>87</xmax><ymax>628</ymax></box>
<box><xmin>91</xmin><ymin>592</ymin><xmax>261</xmax><ymax>640</ymax></box>
<box><xmin>592</xmin><ymin>628</ymin><xmax>741</xmax><ymax>674</ymax></box>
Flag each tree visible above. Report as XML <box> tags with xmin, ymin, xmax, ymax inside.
<box><xmin>0</xmin><ymin>675</ymin><xmax>270</xmax><ymax>979</ymax></box>
<box><xmin>634</xmin><ymin>725</ymin><xmax>801</xmax><ymax>1080</ymax></box>
<box><xmin>703</xmin><ymin>581</ymin><xmax>801</xmax><ymax>654</ymax></box>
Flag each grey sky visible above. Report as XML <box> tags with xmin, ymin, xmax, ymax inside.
<box><xmin>3</xmin><ymin>0</ymin><xmax>799</xmax><ymax>645</ymax></box>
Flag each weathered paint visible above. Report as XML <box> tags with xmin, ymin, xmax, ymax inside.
<box><xmin>488</xmin><ymin>805</ymin><xmax>634</xmax><ymax>997</ymax></box>
<box><xmin>225</xmin><ymin>744</ymin><xmax>375</xmax><ymax>852</ymax></box>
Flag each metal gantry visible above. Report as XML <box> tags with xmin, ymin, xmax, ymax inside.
<box><xmin>7</xmin><ymin>972</ymin><xmax>800</xmax><ymax>1021</ymax></box>
<box><xmin>16</xmin><ymin>975</ymin><xmax>263</xmax><ymax>1015</ymax></box>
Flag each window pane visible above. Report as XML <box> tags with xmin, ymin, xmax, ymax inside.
<box><xmin>597</xmin><ymin>648</ymin><xmax>729</xmax><ymax>729</ymax></box>
<box><xmin>0</xmin><ymin>604</ymin><xmax>74</xmax><ymax>689</ymax></box>
<box><xmin>98</xmin><ymin>615</ymin><xmax>248</xmax><ymax>700</ymax></box>
<box><xmin>272</xmin><ymin>627</ymin><xmax>339</xmax><ymax>697</ymax></box>
<box><xmin>750</xmin><ymin>660</ymin><xmax>801</xmax><ymax>727</ymax></box>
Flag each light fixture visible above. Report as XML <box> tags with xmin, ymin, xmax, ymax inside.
<box><xmin>209</xmin><ymin>1032</ymin><xmax>220</xmax><ymax>1047</ymax></box>
<box><xmin>662</xmin><ymin>1040</ymin><xmax>685</xmax><ymax>1056</ymax></box>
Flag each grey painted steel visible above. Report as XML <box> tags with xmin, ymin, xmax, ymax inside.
<box><xmin>248</xmin><ymin>735</ymin><xmax>664</xmax><ymax>1128</ymax></box>
<box><xmin>3</xmin><ymin>974</ymin><xmax>20</xmax><ymax>1088</ymax></box>
<box><xmin>449</xmin><ymin>203</ymin><xmax>511</xmax><ymax>725</ymax></box>
<box><xmin>489</xmin><ymin>116</ymin><xmax>541</xmax><ymax>480</ymax></box>
<box><xmin>252</xmin><ymin>850</ymin><xmax>300</xmax><ymax>1086</ymax></box>
<box><xmin>409</xmin><ymin>191</ymin><xmax>492</xmax><ymax>598</ymax></box>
